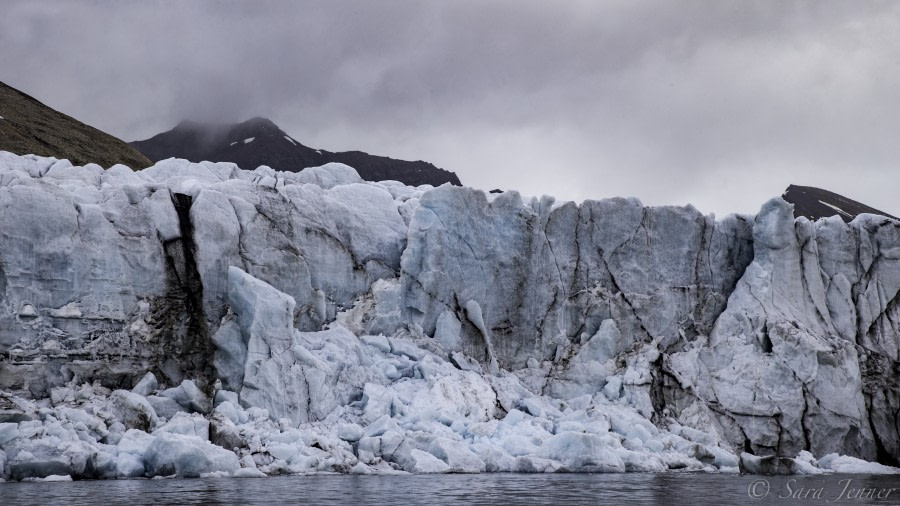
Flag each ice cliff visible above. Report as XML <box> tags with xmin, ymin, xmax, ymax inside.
<box><xmin>0</xmin><ymin>151</ymin><xmax>898</xmax><ymax>480</ymax></box>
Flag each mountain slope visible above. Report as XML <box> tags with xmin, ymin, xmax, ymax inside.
<box><xmin>132</xmin><ymin>117</ymin><xmax>461</xmax><ymax>187</ymax></box>
<box><xmin>782</xmin><ymin>184</ymin><xmax>897</xmax><ymax>223</ymax></box>
<box><xmin>0</xmin><ymin>81</ymin><xmax>152</xmax><ymax>169</ymax></box>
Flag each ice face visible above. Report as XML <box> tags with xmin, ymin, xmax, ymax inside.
<box><xmin>0</xmin><ymin>151</ymin><xmax>898</xmax><ymax>480</ymax></box>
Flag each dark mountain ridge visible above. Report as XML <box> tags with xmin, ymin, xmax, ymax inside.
<box><xmin>132</xmin><ymin>117</ymin><xmax>462</xmax><ymax>187</ymax></box>
<box><xmin>782</xmin><ymin>184</ymin><xmax>897</xmax><ymax>223</ymax></box>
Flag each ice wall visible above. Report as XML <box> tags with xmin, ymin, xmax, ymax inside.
<box><xmin>0</xmin><ymin>151</ymin><xmax>897</xmax><ymax>468</ymax></box>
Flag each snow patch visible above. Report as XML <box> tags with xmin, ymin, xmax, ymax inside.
<box><xmin>817</xmin><ymin>200</ymin><xmax>852</xmax><ymax>217</ymax></box>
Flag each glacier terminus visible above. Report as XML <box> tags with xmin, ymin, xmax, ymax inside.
<box><xmin>0</xmin><ymin>151</ymin><xmax>898</xmax><ymax>480</ymax></box>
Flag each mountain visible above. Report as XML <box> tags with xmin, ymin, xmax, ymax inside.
<box><xmin>131</xmin><ymin>117</ymin><xmax>462</xmax><ymax>187</ymax></box>
<box><xmin>0</xmin><ymin>81</ymin><xmax>152</xmax><ymax>169</ymax></box>
<box><xmin>782</xmin><ymin>184</ymin><xmax>897</xmax><ymax>222</ymax></box>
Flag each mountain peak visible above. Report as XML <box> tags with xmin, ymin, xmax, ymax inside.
<box><xmin>230</xmin><ymin>117</ymin><xmax>285</xmax><ymax>140</ymax></box>
<box><xmin>241</xmin><ymin>116</ymin><xmax>278</xmax><ymax>129</ymax></box>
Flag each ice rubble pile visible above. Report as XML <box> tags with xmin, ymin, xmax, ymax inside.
<box><xmin>0</xmin><ymin>150</ymin><xmax>898</xmax><ymax>480</ymax></box>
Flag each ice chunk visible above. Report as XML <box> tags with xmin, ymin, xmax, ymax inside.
<box><xmin>18</xmin><ymin>303</ymin><xmax>38</xmax><ymax>318</ymax></box>
<box><xmin>538</xmin><ymin>432</ymin><xmax>626</xmax><ymax>472</ymax></box>
<box><xmin>364</xmin><ymin>415</ymin><xmax>402</xmax><ymax>438</ymax></box>
<box><xmin>144</xmin><ymin>432</ymin><xmax>239</xmax><ymax>478</ymax></box>
<box><xmin>472</xmin><ymin>443</ymin><xmax>516</xmax><ymax>472</ymax></box>
<box><xmin>389</xmin><ymin>337</ymin><xmax>426</xmax><ymax>361</ymax></box>
<box><xmin>147</xmin><ymin>395</ymin><xmax>182</xmax><ymax>420</ymax></box>
<box><xmin>349</xmin><ymin>462</ymin><xmax>374</xmax><ymax>474</ymax></box>
<box><xmin>214</xmin><ymin>401</ymin><xmax>248</xmax><ymax>425</ymax></box>
<box><xmin>154</xmin><ymin>412</ymin><xmax>210</xmax><ymax>440</ymax></box>
<box><xmin>131</xmin><ymin>372</ymin><xmax>159</xmax><ymax>397</ymax></box>
<box><xmin>337</xmin><ymin>423</ymin><xmax>363</xmax><ymax>442</ymax></box>
<box><xmin>449</xmin><ymin>351</ymin><xmax>483</xmax><ymax>373</ymax></box>
<box><xmin>214</xmin><ymin>390</ymin><xmax>239</xmax><ymax>407</ymax></box>
<box><xmin>362</xmin><ymin>384</ymin><xmax>394</xmax><ymax>424</ymax></box>
<box><xmin>0</xmin><ymin>423</ymin><xmax>19</xmax><ymax>445</ymax></box>
<box><xmin>160</xmin><ymin>380</ymin><xmax>211</xmax><ymax>414</ymax></box>
<box><xmin>515</xmin><ymin>456</ymin><xmax>564</xmax><ymax>473</ymax></box>
<box><xmin>739</xmin><ymin>453</ymin><xmax>798</xmax><ymax>475</ymax></box>
<box><xmin>404</xmin><ymin>449</ymin><xmax>450</xmax><ymax>474</ymax></box>
<box><xmin>210</xmin><ymin>413</ymin><xmax>243</xmax><ymax>451</ymax></box>
<box><xmin>6</xmin><ymin>442</ymin><xmax>80</xmax><ymax>480</ymax></box>
<box><xmin>428</xmin><ymin>437</ymin><xmax>485</xmax><ymax>473</ymax></box>
<box><xmin>48</xmin><ymin>302</ymin><xmax>82</xmax><ymax>318</ymax></box>
<box><xmin>234</xmin><ymin>466</ymin><xmax>267</xmax><ymax>478</ymax></box>
<box><xmin>291</xmin><ymin>163</ymin><xmax>362</xmax><ymax>189</ymax></box>
<box><xmin>50</xmin><ymin>387</ymin><xmax>74</xmax><ymax>406</ymax></box>
<box><xmin>25</xmin><ymin>474</ymin><xmax>73</xmax><ymax>482</ymax></box>
<box><xmin>817</xmin><ymin>453</ymin><xmax>900</xmax><ymax>474</ymax></box>
<box><xmin>110</xmin><ymin>390</ymin><xmax>159</xmax><ymax>431</ymax></box>
<box><xmin>226</xmin><ymin>267</ymin><xmax>306</xmax><ymax>425</ymax></box>
<box><xmin>116</xmin><ymin>453</ymin><xmax>146</xmax><ymax>478</ymax></box>
<box><xmin>792</xmin><ymin>451</ymin><xmax>825</xmax><ymax>475</ymax></box>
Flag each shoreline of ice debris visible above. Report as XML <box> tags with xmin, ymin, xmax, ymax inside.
<box><xmin>1</xmin><ymin>312</ymin><xmax>897</xmax><ymax>480</ymax></box>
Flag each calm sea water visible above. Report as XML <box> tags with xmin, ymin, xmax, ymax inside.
<box><xmin>2</xmin><ymin>473</ymin><xmax>900</xmax><ymax>505</ymax></box>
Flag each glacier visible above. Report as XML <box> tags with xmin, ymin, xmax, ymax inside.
<box><xmin>0</xmin><ymin>150</ymin><xmax>898</xmax><ymax>480</ymax></box>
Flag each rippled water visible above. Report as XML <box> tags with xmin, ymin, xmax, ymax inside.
<box><xmin>2</xmin><ymin>473</ymin><xmax>900</xmax><ymax>505</ymax></box>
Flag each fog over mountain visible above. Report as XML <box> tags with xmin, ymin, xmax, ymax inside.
<box><xmin>132</xmin><ymin>117</ymin><xmax>461</xmax><ymax>187</ymax></box>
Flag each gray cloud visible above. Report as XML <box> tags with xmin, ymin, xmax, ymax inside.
<box><xmin>2</xmin><ymin>0</ymin><xmax>898</xmax><ymax>216</ymax></box>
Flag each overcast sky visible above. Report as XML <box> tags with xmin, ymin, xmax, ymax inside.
<box><xmin>2</xmin><ymin>0</ymin><xmax>898</xmax><ymax>216</ymax></box>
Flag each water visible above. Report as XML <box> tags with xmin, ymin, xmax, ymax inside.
<box><xmin>2</xmin><ymin>473</ymin><xmax>900</xmax><ymax>505</ymax></box>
